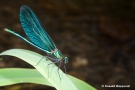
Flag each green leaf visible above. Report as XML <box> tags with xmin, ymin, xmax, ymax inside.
<box><xmin>0</xmin><ymin>49</ymin><xmax>78</xmax><ymax>90</ymax></box>
<box><xmin>0</xmin><ymin>49</ymin><xmax>96</xmax><ymax>90</ymax></box>
<box><xmin>0</xmin><ymin>68</ymin><xmax>52</xmax><ymax>87</ymax></box>
<box><xmin>0</xmin><ymin>68</ymin><xmax>96</xmax><ymax>90</ymax></box>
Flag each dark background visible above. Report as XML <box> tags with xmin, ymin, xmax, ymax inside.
<box><xmin>0</xmin><ymin>0</ymin><xmax>135</xmax><ymax>90</ymax></box>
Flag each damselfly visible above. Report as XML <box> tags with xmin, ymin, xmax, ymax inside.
<box><xmin>4</xmin><ymin>5</ymin><xmax>68</xmax><ymax>80</ymax></box>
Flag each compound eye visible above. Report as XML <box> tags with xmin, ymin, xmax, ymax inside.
<box><xmin>64</xmin><ymin>57</ymin><xmax>68</xmax><ymax>64</ymax></box>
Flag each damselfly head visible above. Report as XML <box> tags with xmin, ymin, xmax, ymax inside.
<box><xmin>63</xmin><ymin>57</ymin><xmax>68</xmax><ymax>64</ymax></box>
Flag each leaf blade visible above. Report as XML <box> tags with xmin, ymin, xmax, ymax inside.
<box><xmin>0</xmin><ymin>68</ymin><xmax>96</xmax><ymax>90</ymax></box>
<box><xmin>0</xmin><ymin>49</ymin><xmax>78</xmax><ymax>90</ymax></box>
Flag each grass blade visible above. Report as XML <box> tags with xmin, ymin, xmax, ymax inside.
<box><xmin>0</xmin><ymin>68</ymin><xmax>96</xmax><ymax>90</ymax></box>
<box><xmin>0</xmin><ymin>49</ymin><xmax>78</xmax><ymax>90</ymax></box>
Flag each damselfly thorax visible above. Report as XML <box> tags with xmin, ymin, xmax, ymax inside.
<box><xmin>51</xmin><ymin>49</ymin><xmax>68</xmax><ymax>64</ymax></box>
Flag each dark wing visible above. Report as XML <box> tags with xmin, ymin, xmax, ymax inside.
<box><xmin>20</xmin><ymin>5</ymin><xmax>56</xmax><ymax>53</ymax></box>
